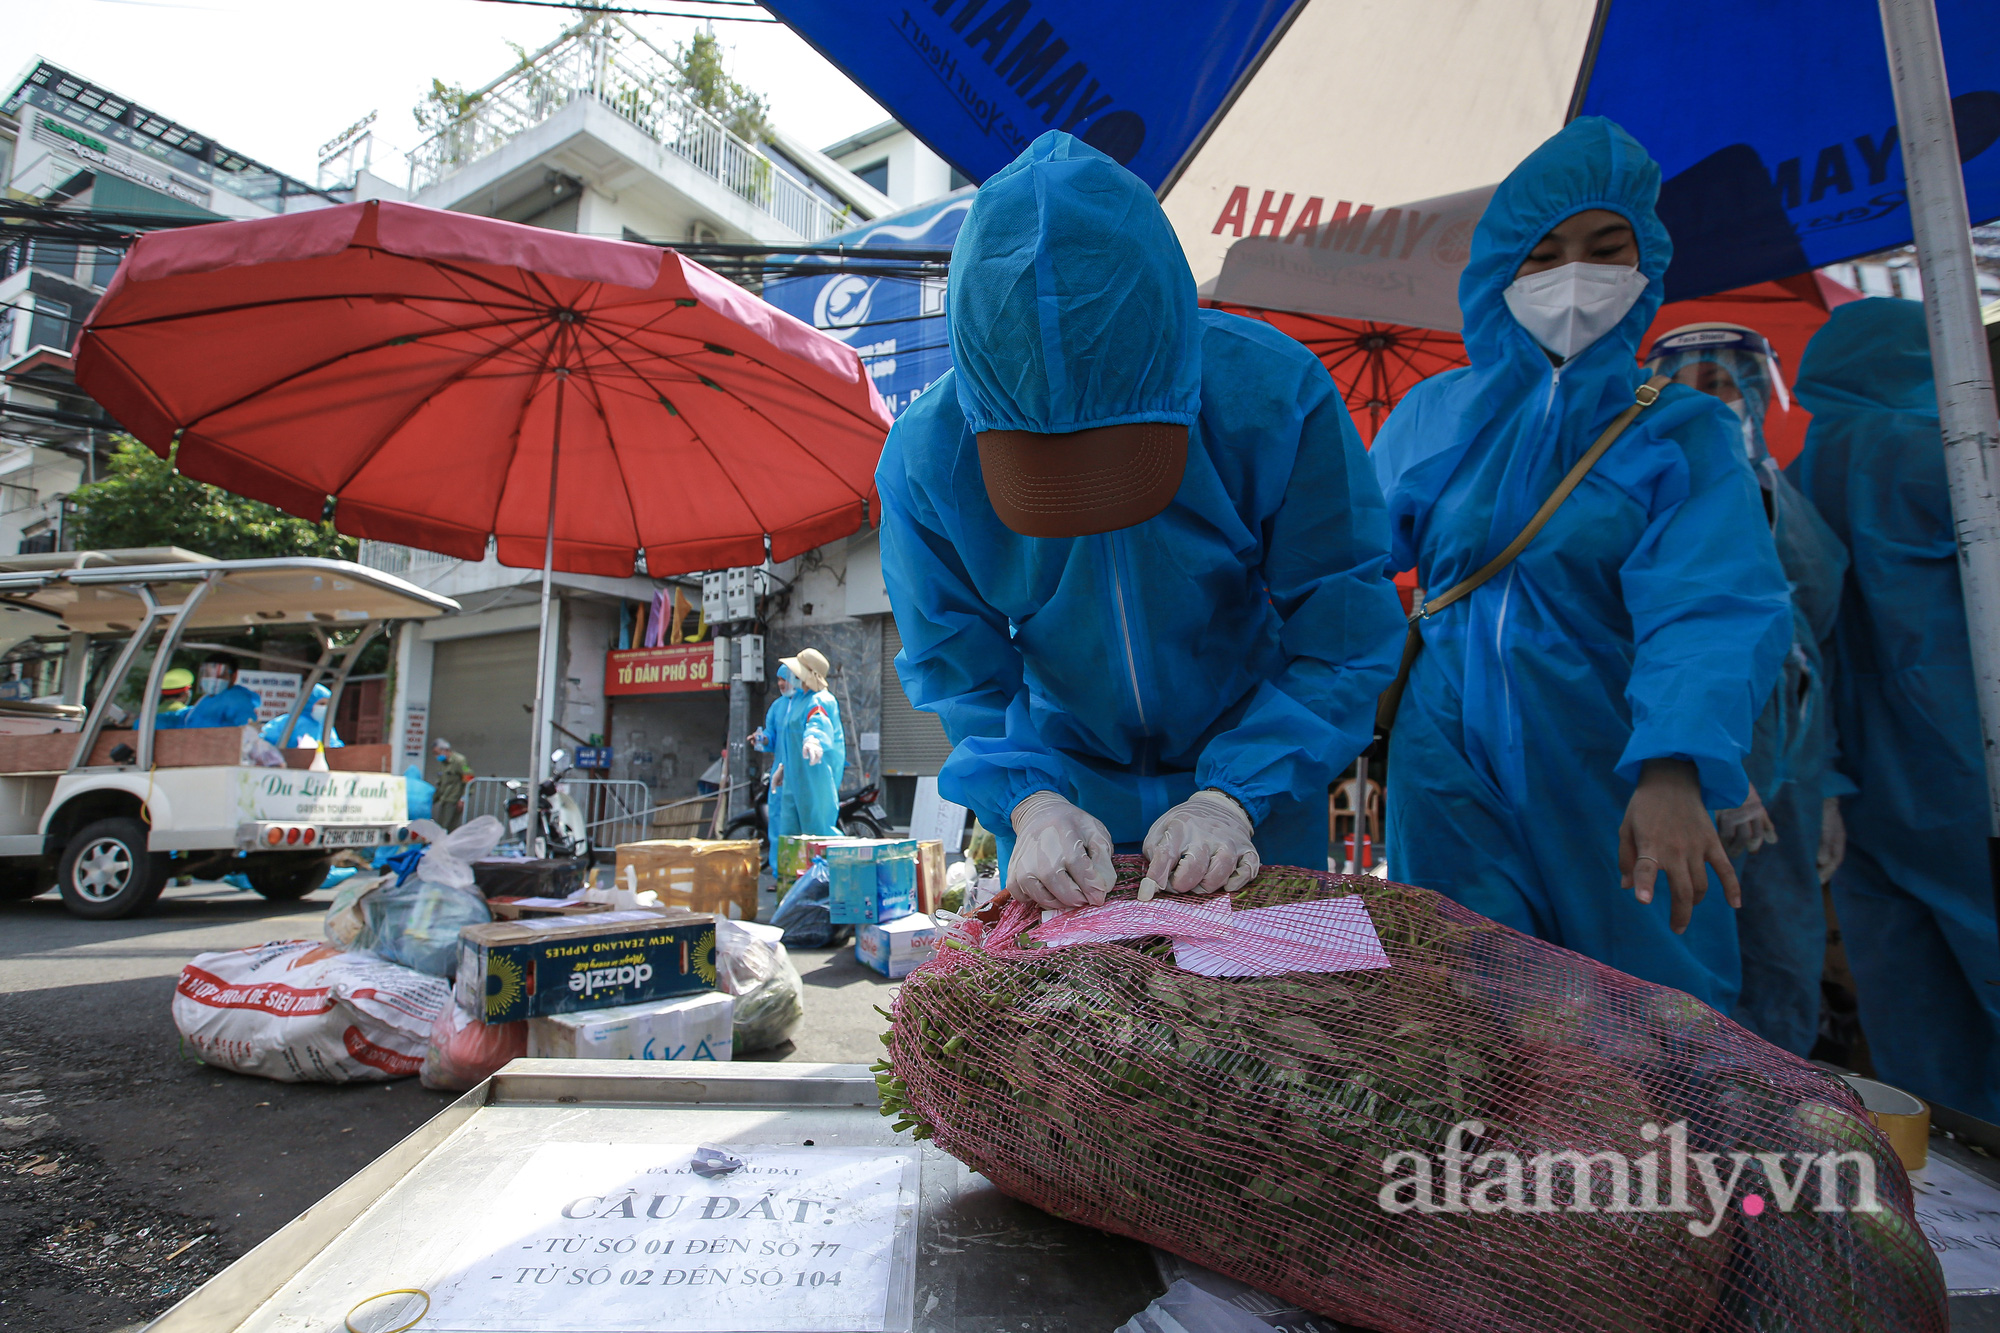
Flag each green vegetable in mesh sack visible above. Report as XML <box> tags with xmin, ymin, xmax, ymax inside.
<box><xmin>880</xmin><ymin>859</ymin><xmax>1945</xmax><ymax>1333</ymax></box>
<box><xmin>714</xmin><ymin>916</ymin><xmax>804</xmax><ymax>1054</ymax></box>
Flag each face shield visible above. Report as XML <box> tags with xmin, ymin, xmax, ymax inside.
<box><xmin>197</xmin><ymin>660</ymin><xmax>233</xmax><ymax>697</ymax></box>
<box><xmin>1642</xmin><ymin>324</ymin><xmax>1786</xmax><ymax>465</ymax></box>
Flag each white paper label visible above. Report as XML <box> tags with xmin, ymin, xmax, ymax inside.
<box><xmin>1913</xmin><ymin>1153</ymin><xmax>2000</xmax><ymax>1294</ymax></box>
<box><xmin>423</xmin><ymin>1142</ymin><xmax>916</xmax><ymax>1331</ymax></box>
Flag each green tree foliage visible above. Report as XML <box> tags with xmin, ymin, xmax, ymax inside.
<box><xmin>673</xmin><ymin>29</ymin><xmax>773</xmax><ymax>145</ymax></box>
<box><xmin>414</xmin><ymin>77</ymin><xmax>486</xmax><ymax>136</ymax></box>
<box><xmin>68</xmin><ymin>438</ymin><xmax>356</xmax><ymax>562</ymax></box>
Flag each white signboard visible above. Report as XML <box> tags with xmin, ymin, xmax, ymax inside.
<box><xmin>403</xmin><ymin>701</ymin><xmax>429</xmax><ymax>767</ymax></box>
<box><xmin>235</xmin><ymin>769</ymin><xmax>407</xmax><ymax>825</ymax></box>
<box><xmin>423</xmin><ymin>1142</ymin><xmax>917</xmax><ymax>1332</ymax></box>
<box><xmin>908</xmin><ymin>776</ymin><xmax>966</xmax><ymax>852</ymax></box>
<box><xmin>236</xmin><ymin>669</ymin><xmax>301</xmax><ymax>725</ymax></box>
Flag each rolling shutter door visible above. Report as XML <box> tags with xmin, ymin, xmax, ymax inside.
<box><xmin>879</xmin><ymin>617</ymin><xmax>955</xmax><ymax>777</ymax></box>
<box><xmin>426</xmin><ymin>629</ymin><xmax>539</xmax><ymax>780</ymax></box>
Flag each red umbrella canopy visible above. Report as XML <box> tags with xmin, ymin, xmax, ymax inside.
<box><xmin>75</xmin><ymin>200</ymin><xmax>893</xmax><ymax>577</ymax></box>
<box><xmin>1209</xmin><ymin>303</ymin><xmax>1469</xmax><ymax>445</ymax></box>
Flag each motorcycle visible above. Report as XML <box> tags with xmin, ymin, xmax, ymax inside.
<box><xmin>505</xmin><ymin>748</ymin><xmax>591</xmax><ymax>861</ymax></box>
<box><xmin>725</xmin><ymin>768</ymin><xmax>890</xmax><ymax>862</ymax></box>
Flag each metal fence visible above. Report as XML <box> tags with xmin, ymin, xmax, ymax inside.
<box><xmin>461</xmin><ymin>776</ymin><xmax>657</xmax><ymax>854</ymax></box>
<box><xmin>405</xmin><ymin>19</ymin><xmax>851</xmax><ymax>242</ymax></box>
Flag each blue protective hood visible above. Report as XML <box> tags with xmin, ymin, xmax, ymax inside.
<box><xmin>1794</xmin><ymin>298</ymin><xmax>1938</xmax><ymax>418</ymax></box>
<box><xmin>947</xmin><ymin>131</ymin><xmax>1201</xmax><ymax>435</ymax></box>
<box><xmin>1461</xmin><ymin>116</ymin><xmax>1670</xmax><ymax>372</ymax></box>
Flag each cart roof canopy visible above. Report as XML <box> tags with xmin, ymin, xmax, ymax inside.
<box><xmin>0</xmin><ymin>557</ymin><xmax>460</xmax><ymax>633</ymax></box>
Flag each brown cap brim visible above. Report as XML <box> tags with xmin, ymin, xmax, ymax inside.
<box><xmin>975</xmin><ymin>422</ymin><xmax>1187</xmax><ymax>538</ymax></box>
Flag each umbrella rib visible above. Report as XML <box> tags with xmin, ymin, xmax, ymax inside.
<box><xmin>580</xmin><ymin>316</ymin><xmax>869</xmax><ymax>493</ymax></box>
<box><xmin>89</xmin><ymin>290</ymin><xmax>541</xmax><ymax>335</ymax></box>
<box><xmin>324</xmin><ymin>314</ymin><xmax>560</xmax><ymax>501</ymax></box>
<box><xmin>176</xmin><ymin>310</ymin><xmax>551</xmax><ymax>437</ymax></box>
<box><xmin>560</xmin><ymin>361</ymin><xmax>649</xmax><ymax>568</ymax></box>
<box><xmin>575</xmin><ymin>325</ymin><xmax>780</xmax><ymax>541</ymax></box>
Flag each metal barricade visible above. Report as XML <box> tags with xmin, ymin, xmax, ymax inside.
<box><xmin>458</xmin><ymin>776</ymin><xmax>656</xmax><ymax>853</ymax></box>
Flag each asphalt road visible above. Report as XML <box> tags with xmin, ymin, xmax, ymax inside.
<box><xmin>0</xmin><ymin>881</ymin><xmax>893</xmax><ymax>1332</ymax></box>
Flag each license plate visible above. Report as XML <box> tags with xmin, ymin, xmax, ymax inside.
<box><xmin>316</xmin><ymin>826</ymin><xmax>383</xmax><ymax>847</ymax></box>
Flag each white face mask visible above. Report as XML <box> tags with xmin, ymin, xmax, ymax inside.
<box><xmin>1502</xmin><ymin>262</ymin><xmax>1650</xmax><ymax>361</ymax></box>
<box><xmin>310</xmin><ymin>701</ymin><xmax>327</xmax><ymax>722</ymax></box>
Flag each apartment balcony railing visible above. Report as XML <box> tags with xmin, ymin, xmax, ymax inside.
<box><xmin>407</xmin><ymin>19</ymin><xmax>851</xmax><ymax>242</ymax></box>
<box><xmin>356</xmin><ymin>539</ymin><xmax>463</xmax><ymax>582</ymax></box>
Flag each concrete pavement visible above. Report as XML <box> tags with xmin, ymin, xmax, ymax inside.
<box><xmin>0</xmin><ymin>880</ymin><xmax>893</xmax><ymax>1331</ymax></box>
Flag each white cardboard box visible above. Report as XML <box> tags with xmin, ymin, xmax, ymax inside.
<box><xmin>526</xmin><ymin>990</ymin><xmax>734</xmax><ymax>1062</ymax></box>
<box><xmin>855</xmin><ymin>912</ymin><xmax>937</xmax><ymax>979</ymax></box>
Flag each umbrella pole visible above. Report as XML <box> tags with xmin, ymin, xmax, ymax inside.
<box><xmin>528</xmin><ymin>371</ymin><xmax>567</xmax><ymax>859</ymax></box>
<box><xmin>1878</xmin><ymin>0</ymin><xmax>2000</xmax><ymax>945</ymax></box>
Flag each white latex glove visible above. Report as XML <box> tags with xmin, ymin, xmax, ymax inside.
<box><xmin>1715</xmin><ymin>784</ymin><xmax>1779</xmax><ymax>859</ymax></box>
<box><xmin>1142</xmin><ymin>789</ymin><xmax>1259</xmax><ymax>896</ymax></box>
<box><xmin>1818</xmin><ymin>797</ymin><xmax>1847</xmax><ymax>885</ymax></box>
<box><xmin>802</xmin><ymin>735</ymin><xmax>824</xmax><ymax>765</ymax></box>
<box><xmin>1008</xmin><ymin>790</ymin><xmax>1115</xmax><ymax>910</ymax></box>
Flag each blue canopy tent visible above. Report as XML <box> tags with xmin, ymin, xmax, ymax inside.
<box><xmin>765</xmin><ymin>0</ymin><xmax>1998</xmax><ymax>300</ymax></box>
<box><xmin>768</xmin><ymin>0</ymin><xmax>2000</xmax><ymax>931</ymax></box>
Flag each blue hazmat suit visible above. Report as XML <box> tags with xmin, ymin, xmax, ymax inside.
<box><xmin>263</xmin><ymin>682</ymin><xmax>343</xmax><ymax>748</ymax></box>
<box><xmin>162</xmin><ymin>682</ymin><xmax>263</xmax><ymax>730</ymax></box>
<box><xmin>758</xmin><ymin>664</ymin><xmax>799</xmax><ymax>873</ymax></box>
<box><xmin>1789</xmin><ymin>297</ymin><xmax>2000</xmax><ymax>1119</ymax></box>
<box><xmin>1643</xmin><ymin>335</ymin><xmax>1852</xmax><ymax>1055</ymax></box>
<box><xmin>877</xmin><ymin>131</ymin><xmax>1406</xmax><ymax>876</ymax></box>
<box><xmin>779</xmin><ymin>682</ymin><xmax>845</xmax><ymax>838</ymax></box>
<box><xmin>1369</xmin><ymin>118</ymin><xmax>1792</xmax><ymax>1010</ymax></box>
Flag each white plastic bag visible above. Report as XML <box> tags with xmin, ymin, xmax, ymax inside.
<box><xmin>409</xmin><ymin>815</ymin><xmax>505</xmax><ymax>889</ymax></box>
<box><xmin>1114</xmin><ymin>1281</ymin><xmax>1272</xmax><ymax>1333</ymax></box>
<box><xmin>173</xmin><ymin>940</ymin><xmax>449</xmax><ymax>1083</ymax></box>
<box><xmin>714</xmin><ymin>917</ymin><xmax>804</xmax><ymax>1054</ymax></box>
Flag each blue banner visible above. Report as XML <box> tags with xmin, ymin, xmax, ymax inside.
<box><xmin>763</xmin><ymin>192</ymin><xmax>973</xmax><ymax>418</ymax></box>
<box><xmin>769</xmin><ymin>0</ymin><xmax>2000</xmax><ymax>301</ymax></box>
<box><xmin>1580</xmin><ymin>0</ymin><xmax>2000</xmax><ymax>299</ymax></box>
<box><xmin>761</xmin><ymin>0</ymin><xmax>1294</xmax><ymax>189</ymax></box>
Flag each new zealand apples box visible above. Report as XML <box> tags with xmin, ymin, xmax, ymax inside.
<box><xmin>455</xmin><ymin>908</ymin><xmax>716</xmax><ymax>1025</ymax></box>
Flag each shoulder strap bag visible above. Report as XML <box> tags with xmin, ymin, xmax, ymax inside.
<box><xmin>1373</xmin><ymin>373</ymin><xmax>1672</xmax><ymax>742</ymax></box>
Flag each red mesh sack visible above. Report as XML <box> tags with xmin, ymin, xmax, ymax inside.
<box><xmin>880</xmin><ymin>860</ymin><xmax>1945</xmax><ymax>1333</ymax></box>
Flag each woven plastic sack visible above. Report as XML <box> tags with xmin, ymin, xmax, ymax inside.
<box><xmin>883</xmin><ymin>859</ymin><xmax>1945</xmax><ymax>1333</ymax></box>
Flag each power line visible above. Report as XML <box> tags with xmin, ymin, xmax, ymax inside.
<box><xmin>468</xmin><ymin>0</ymin><xmax>779</xmax><ymax>20</ymax></box>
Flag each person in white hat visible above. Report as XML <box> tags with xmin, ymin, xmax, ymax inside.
<box><xmin>777</xmin><ymin>648</ymin><xmax>845</xmax><ymax>837</ymax></box>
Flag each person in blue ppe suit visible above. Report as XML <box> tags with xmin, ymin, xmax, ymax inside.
<box><xmin>777</xmin><ymin>649</ymin><xmax>844</xmax><ymax>837</ymax></box>
<box><xmin>1789</xmin><ymin>297</ymin><xmax>2000</xmax><ymax>1120</ymax></box>
<box><xmin>753</xmin><ymin>662</ymin><xmax>800</xmax><ymax>874</ymax></box>
<box><xmin>162</xmin><ymin>653</ymin><xmax>264</xmax><ymax>730</ymax></box>
<box><xmin>877</xmin><ymin>131</ymin><xmax>1406</xmax><ymax>909</ymax></box>
<box><xmin>1369</xmin><ymin>118</ymin><xmax>1791</xmax><ymax>1010</ymax></box>
<box><xmin>1641</xmin><ymin>323</ymin><xmax>1852</xmax><ymax>1054</ymax></box>
<box><xmin>262</xmin><ymin>682</ymin><xmax>343</xmax><ymax>748</ymax></box>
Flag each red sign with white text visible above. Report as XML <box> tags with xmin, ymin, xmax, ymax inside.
<box><xmin>605</xmin><ymin>645</ymin><xmax>724</xmax><ymax>696</ymax></box>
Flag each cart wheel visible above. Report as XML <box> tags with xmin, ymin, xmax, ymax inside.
<box><xmin>58</xmin><ymin>818</ymin><xmax>169</xmax><ymax>920</ymax></box>
<box><xmin>245</xmin><ymin>853</ymin><xmax>335</xmax><ymax>901</ymax></box>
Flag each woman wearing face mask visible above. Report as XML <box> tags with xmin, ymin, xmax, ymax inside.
<box><xmin>261</xmin><ymin>682</ymin><xmax>344</xmax><ymax>749</ymax></box>
<box><xmin>1640</xmin><ymin>324</ymin><xmax>1851</xmax><ymax>1054</ymax></box>
<box><xmin>1369</xmin><ymin>118</ymin><xmax>1791</xmax><ymax>1010</ymax></box>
